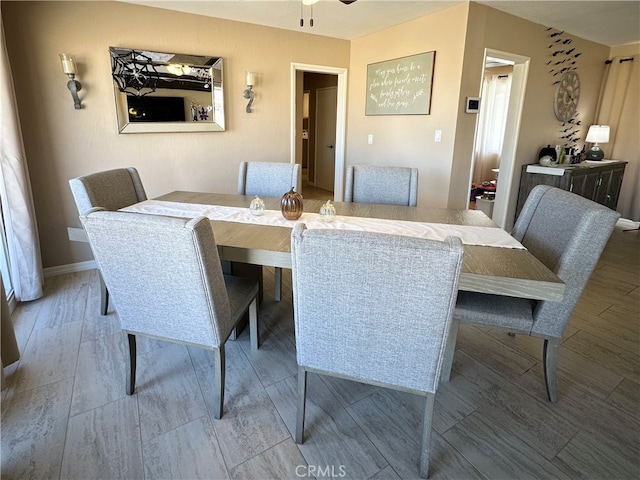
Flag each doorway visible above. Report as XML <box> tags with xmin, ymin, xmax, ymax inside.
<box><xmin>299</xmin><ymin>75</ymin><xmax>338</xmax><ymax>197</ymax></box>
<box><xmin>290</xmin><ymin>63</ymin><xmax>347</xmax><ymax>201</ymax></box>
<box><xmin>314</xmin><ymin>86</ymin><xmax>337</xmax><ymax>193</ymax></box>
<box><xmin>469</xmin><ymin>49</ymin><xmax>530</xmax><ymax>231</ymax></box>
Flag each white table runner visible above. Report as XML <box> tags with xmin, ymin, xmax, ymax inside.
<box><xmin>121</xmin><ymin>200</ymin><xmax>525</xmax><ymax>249</ymax></box>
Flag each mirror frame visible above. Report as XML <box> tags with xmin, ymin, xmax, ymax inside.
<box><xmin>109</xmin><ymin>47</ymin><xmax>225</xmax><ymax>133</ymax></box>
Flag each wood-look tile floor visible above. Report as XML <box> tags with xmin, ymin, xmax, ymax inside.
<box><xmin>1</xmin><ymin>226</ymin><xmax>638</xmax><ymax>479</ymax></box>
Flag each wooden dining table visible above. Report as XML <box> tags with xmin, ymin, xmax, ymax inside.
<box><xmin>152</xmin><ymin>191</ymin><xmax>564</xmax><ymax>302</ymax></box>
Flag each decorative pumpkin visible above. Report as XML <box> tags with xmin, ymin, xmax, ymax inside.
<box><xmin>538</xmin><ymin>145</ymin><xmax>557</xmax><ymax>162</ymax></box>
<box><xmin>281</xmin><ymin>188</ymin><xmax>303</xmax><ymax>220</ymax></box>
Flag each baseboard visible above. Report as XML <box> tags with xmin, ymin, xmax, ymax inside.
<box><xmin>43</xmin><ymin>260</ymin><xmax>97</xmax><ymax>277</ymax></box>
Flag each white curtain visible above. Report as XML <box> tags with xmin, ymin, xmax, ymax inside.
<box><xmin>595</xmin><ymin>55</ymin><xmax>639</xmax><ymax>221</ymax></box>
<box><xmin>0</xmin><ymin>22</ymin><xmax>43</xmax><ymax>301</ymax></box>
<box><xmin>472</xmin><ymin>74</ymin><xmax>512</xmax><ymax>184</ymax></box>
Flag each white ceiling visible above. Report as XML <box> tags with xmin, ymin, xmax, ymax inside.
<box><xmin>122</xmin><ymin>0</ymin><xmax>640</xmax><ymax>47</ymax></box>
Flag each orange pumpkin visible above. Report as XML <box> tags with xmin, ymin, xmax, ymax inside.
<box><xmin>281</xmin><ymin>188</ymin><xmax>303</xmax><ymax>220</ymax></box>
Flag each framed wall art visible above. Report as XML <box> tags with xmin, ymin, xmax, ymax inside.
<box><xmin>365</xmin><ymin>51</ymin><xmax>435</xmax><ymax>115</ymax></box>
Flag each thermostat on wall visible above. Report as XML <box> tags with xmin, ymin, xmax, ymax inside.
<box><xmin>465</xmin><ymin>97</ymin><xmax>480</xmax><ymax>113</ymax></box>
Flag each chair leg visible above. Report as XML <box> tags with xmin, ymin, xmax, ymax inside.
<box><xmin>419</xmin><ymin>393</ymin><xmax>436</xmax><ymax>479</ymax></box>
<box><xmin>213</xmin><ymin>346</ymin><xmax>226</xmax><ymax>419</ymax></box>
<box><xmin>543</xmin><ymin>338</ymin><xmax>559</xmax><ymax>403</ymax></box>
<box><xmin>249</xmin><ymin>297</ymin><xmax>259</xmax><ymax>351</ymax></box>
<box><xmin>274</xmin><ymin>267</ymin><xmax>282</xmax><ymax>302</ymax></box>
<box><xmin>126</xmin><ymin>333</ymin><xmax>136</xmax><ymax>395</ymax></box>
<box><xmin>440</xmin><ymin>318</ymin><xmax>459</xmax><ymax>383</ymax></box>
<box><xmin>99</xmin><ymin>271</ymin><xmax>109</xmax><ymax>316</ymax></box>
<box><xmin>295</xmin><ymin>366</ymin><xmax>308</xmax><ymax>444</ymax></box>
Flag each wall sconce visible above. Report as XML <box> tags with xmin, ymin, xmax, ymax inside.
<box><xmin>585</xmin><ymin>124</ymin><xmax>610</xmax><ymax>161</ymax></box>
<box><xmin>243</xmin><ymin>71</ymin><xmax>255</xmax><ymax>113</ymax></box>
<box><xmin>60</xmin><ymin>54</ymin><xmax>82</xmax><ymax>109</ymax></box>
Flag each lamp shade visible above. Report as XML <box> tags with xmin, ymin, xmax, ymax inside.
<box><xmin>586</xmin><ymin>125</ymin><xmax>610</xmax><ymax>144</ymax></box>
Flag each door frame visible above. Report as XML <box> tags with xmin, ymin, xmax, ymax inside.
<box><xmin>290</xmin><ymin>63</ymin><xmax>347</xmax><ymax>200</ymax></box>
<box><xmin>473</xmin><ymin>49</ymin><xmax>530</xmax><ymax>230</ymax></box>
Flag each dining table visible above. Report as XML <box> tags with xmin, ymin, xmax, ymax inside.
<box><xmin>122</xmin><ymin>191</ymin><xmax>565</xmax><ymax>302</ymax></box>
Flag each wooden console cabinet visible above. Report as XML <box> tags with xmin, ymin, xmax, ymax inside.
<box><xmin>516</xmin><ymin>160</ymin><xmax>627</xmax><ymax>218</ymax></box>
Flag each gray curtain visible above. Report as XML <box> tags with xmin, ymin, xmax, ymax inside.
<box><xmin>1</xmin><ymin>21</ymin><xmax>43</xmax><ymax>301</ymax></box>
<box><xmin>595</xmin><ymin>55</ymin><xmax>639</xmax><ymax>222</ymax></box>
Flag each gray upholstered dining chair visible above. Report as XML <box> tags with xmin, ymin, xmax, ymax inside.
<box><xmin>69</xmin><ymin>167</ymin><xmax>147</xmax><ymax>315</ymax></box>
<box><xmin>291</xmin><ymin>224</ymin><xmax>464</xmax><ymax>478</ymax></box>
<box><xmin>80</xmin><ymin>209</ymin><xmax>259</xmax><ymax>419</ymax></box>
<box><xmin>441</xmin><ymin>185</ymin><xmax>620</xmax><ymax>402</ymax></box>
<box><xmin>345</xmin><ymin>165</ymin><xmax>419</xmax><ymax>206</ymax></box>
<box><xmin>237</xmin><ymin>161</ymin><xmax>302</xmax><ymax>301</ymax></box>
<box><xmin>237</xmin><ymin>161</ymin><xmax>302</xmax><ymax>198</ymax></box>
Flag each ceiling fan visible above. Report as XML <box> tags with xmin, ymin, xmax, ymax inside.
<box><xmin>300</xmin><ymin>0</ymin><xmax>357</xmax><ymax>27</ymax></box>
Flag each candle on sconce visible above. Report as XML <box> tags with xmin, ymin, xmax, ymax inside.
<box><xmin>60</xmin><ymin>54</ymin><xmax>77</xmax><ymax>75</ymax></box>
<box><xmin>246</xmin><ymin>71</ymin><xmax>254</xmax><ymax>87</ymax></box>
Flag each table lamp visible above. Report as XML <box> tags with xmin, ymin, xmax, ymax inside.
<box><xmin>585</xmin><ymin>125</ymin><xmax>610</xmax><ymax>161</ymax></box>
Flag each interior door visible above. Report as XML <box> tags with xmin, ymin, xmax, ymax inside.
<box><xmin>315</xmin><ymin>86</ymin><xmax>337</xmax><ymax>192</ymax></box>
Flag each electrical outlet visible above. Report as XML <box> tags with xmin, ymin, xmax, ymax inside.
<box><xmin>367</xmin><ymin>134</ymin><xmax>373</xmax><ymax>145</ymax></box>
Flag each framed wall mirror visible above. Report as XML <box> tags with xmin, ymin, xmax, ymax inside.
<box><xmin>109</xmin><ymin>47</ymin><xmax>225</xmax><ymax>133</ymax></box>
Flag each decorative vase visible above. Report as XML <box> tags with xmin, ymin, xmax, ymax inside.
<box><xmin>281</xmin><ymin>188</ymin><xmax>303</xmax><ymax>220</ymax></box>
<box><xmin>249</xmin><ymin>195</ymin><xmax>265</xmax><ymax>216</ymax></box>
<box><xmin>320</xmin><ymin>200</ymin><xmax>336</xmax><ymax>222</ymax></box>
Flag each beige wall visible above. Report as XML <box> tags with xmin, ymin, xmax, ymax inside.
<box><xmin>610</xmin><ymin>43</ymin><xmax>640</xmax><ymax>57</ymax></box>
<box><xmin>451</xmin><ymin>2</ymin><xmax>610</xmax><ymax>217</ymax></box>
<box><xmin>2</xmin><ymin>1</ymin><xmax>349</xmax><ymax>268</ymax></box>
<box><xmin>347</xmin><ymin>3</ymin><xmax>469</xmax><ymax>209</ymax></box>
<box><xmin>348</xmin><ymin>2</ymin><xmax>611</xmax><ymax>216</ymax></box>
<box><xmin>1</xmin><ymin>1</ymin><xmax>620</xmax><ymax>270</ymax></box>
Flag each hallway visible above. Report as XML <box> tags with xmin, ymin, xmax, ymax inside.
<box><xmin>301</xmin><ymin>167</ymin><xmax>333</xmax><ymax>201</ymax></box>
